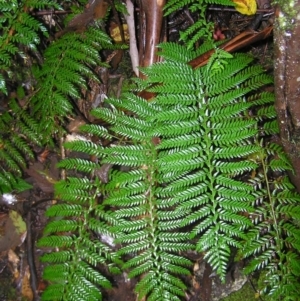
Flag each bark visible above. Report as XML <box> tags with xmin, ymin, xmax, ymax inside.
<box><xmin>274</xmin><ymin>2</ymin><xmax>300</xmax><ymax>192</ymax></box>
<box><xmin>138</xmin><ymin>0</ymin><xmax>166</xmax><ymax>72</ymax></box>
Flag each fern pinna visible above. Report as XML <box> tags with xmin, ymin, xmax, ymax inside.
<box><xmin>40</xmin><ymin>43</ymin><xmax>300</xmax><ymax>300</ymax></box>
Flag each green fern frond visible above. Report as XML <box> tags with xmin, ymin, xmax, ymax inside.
<box><xmin>39</xmin><ymin>175</ymin><xmax>121</xmax><ymax>301</ymax></box>
<box><xmin>163</xmin><ymin>0</ymin><xmax>234</xmax><ymax>49</ymax></box>
<box><xmin>136</xmin><ymin>46</ymin><xmax>275</xmax><ymax>283</ymax></box>
<box><xmin>39</xmin><ymin>37</ymin><xmax>300</xmax><ymax>300</ymax></box>
<box><xmin>82</xmin><ymin>45</ymin><xmax>276</xmax><ymax>293</ymax></box>
<box><xmin>31</xmin><ymin>24</ymin><xmax>114</xmax><ymax>140</ymax></box>
<box><xmin>241</xmin><ymin>142</ymin><xmax>300</xmax><ymax>299</ymax></box>
<box><xmin>0</xmin><ymin>99</ymin><xmax>42</xmax><ymax>188</ymax></box>
<box><xmin>0</xmin><ymin>0</ymin><xmax>59</xmax><ymax>91</ymax></box>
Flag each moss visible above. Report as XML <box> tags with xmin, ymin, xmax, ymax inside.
<box><xmin>272</xmin><ymin>0</ymin><xmax>299</xmax><ymax>30</ymax></box>
<box><xmin>221</xmin><ymin>271</ymin><xmax>273</xmax><ymax>301</ymax></box>
<box><xmin>0</xmin><ymin>268</ymin><xmax>17</xmax><ymax>301</ymax></box>
<box><xmin>220</xmin><ymin>281</ymin><xmax>257</xmax><ymax>301</ymax></box>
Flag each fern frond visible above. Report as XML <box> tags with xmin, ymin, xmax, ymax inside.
<box><xmin>39</xmin><ymin>175</ymin><xmax>121</xmax><ymax>301</ymax></box>
<box><xmin>0</xmin><ymin>98</ymin><xmax>42</xmax><ymax>190</ymax></box>
<box><xmin>0</xmin><ymin>0</ymin><xmax>58</xmax><ymax>92</ymax></box>
<box><xmin>242</xmin><ymin>143</ymin><xmax>300</xmax><ymax>299</ymax></box>
<box><xmin>31</xmin><ymin>25</ymin><xmax>114</xmax><ymax>140</ymax></box>
<box><xmin>40</xmin><ymin>39</ymin><xmax>297</xmax><ymax>300</ymax></box>
<box><xmin>163</xmin><ymin>0</ymin><xmax>234</xmax><ymax>49</ymax></box>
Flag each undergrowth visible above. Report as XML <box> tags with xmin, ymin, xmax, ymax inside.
<box><xmin>40</xmin><ymin>44</ymin><xmax>300</xmax><ymax>300</ymax></box>
<box><xmin>0</xmin><ymin>0</ymin><xmax>299</xmax><ymax>300</ymax></box>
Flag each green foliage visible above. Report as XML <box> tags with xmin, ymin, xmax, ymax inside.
<box><xmin>39</xmin><ymin>42</ymin><xmax>300</xmax><ymax>301</ymax></box>
<box><xmin>1</xmin><ymin>1</ymin><xmax>300</xmax><ymax>300</ymax></box>
<box><xmin>0</xmin><ymin>0</ymin><xmax>60</xmax><ymax>192</ymax></box>
<box><xmin>38</xmin><ymin>177</ymin><xmax>122</xmax><ymax>301</ymax></box>
<box><xmin>0</xmin><ymin>98</ymin><xmax>41</xmax><ymax>192</ymax></box>
<box><xmin>31</xmin><ymin>24</ymin><xmax>113</xmax><ymax>140</ymax></box>
<box><xmin>241</xmin><ymin>142</ymin><xmax>300</xmax><ymax>299</ymax></box>
<box><xmin>0</xmin><ymin>1</ymin><xmax>117</xmax><ymax>193</ymax></box>
<box><xmin>0</xmin><ymin>0</ymin><xmax>59</xmax><ymax>94</ymax></box>
<box><xmin>164</xmin><ymin>0</ymin><xmax>234</xmax><ymax>49</ymax></box>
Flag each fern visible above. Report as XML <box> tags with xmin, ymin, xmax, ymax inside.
<box><xmin>137</xmin><ymin>47</ymin><xmax>273</xmax><ymax>282</ymax></box>
<box><xmin>0</xmin><ymin>1</ymin><xmax>119</xmax><ymax>193</ymax></box>
<box><xmin>1</xmin><ymin>1</ymin><xmax>293</xmax><ymax>298</ymax></box>
<box><xmin>38</xmin><ymin>41</ymin><xmax>300</xmax><ymax>301</ymax></box>
<box><xmin>0</xmin><ymin>0</ymin><xmax>59</xmax><ymax>94</ymax></box>
<box><xmin>0</xmin><ymin>98</ymin><xmax>42</xmax><ymax>192</ymax></box>
<box><xmin>38</xmin><ymin>176</ymin><xmax>122</xmax><ymax>301</ymax></box>
<box><xmin>164</xmin><ymin>0</ymin><xmax>235</xmax><ymax>49</ymax></box>
<box><xmin>31</xmin><ymin>24</ymin><xmax>114</xmax><ymax>140</ymax></box>
<box><xmin>0</xmin><ymin>0</ymin><xmax>60</xmax><ymax>192</ymax></box>
<box><xmin>242</xmin><ymin>142</ymin><xmax>300</xmax><ymax>299</ymax></box>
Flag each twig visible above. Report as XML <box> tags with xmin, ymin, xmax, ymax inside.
<box><xmin>31</xmin><ymin>10</ymin><xmax>71</xmax><ymax>16</ymax></box>
<box><xmin>124</xmin><ymin>0</ymin><xmax>139</xmax><ymax>76</ymax></box>
<box><xmin>207</xmin><ymin>6</ymin><xmax>274</xmax><ymax>13</ymax></box>
<box><xmin>26</xmin><ymin>210</ymin><xmax>39</xmax><ymax>301</ymax></box>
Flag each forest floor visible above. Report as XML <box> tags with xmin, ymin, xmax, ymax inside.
<box><xmin>0</xmin><ymin>6</ymin><xmax>274</xmax><ymax>301</ymax></box>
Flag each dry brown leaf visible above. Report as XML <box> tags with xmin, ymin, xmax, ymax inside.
<box><xmin>22</xmin><ymin>266</ymin><xmax>33</xmax><ymax>301</ymax></box>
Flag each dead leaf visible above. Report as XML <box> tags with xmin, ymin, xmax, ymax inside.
<box><xmin>110</xmin><ymin>23</ymin><xmax>129</xmax><ymax>43</ymax></box>
<box><xmin>22</xmin><ymin>266</ymin><xmax>33</xmax><ymax>301</ymax></box>
<box><xmin>0</xmin><ymin>211</ymin><xmax>27</xmax><ymax>252</ymax></box>
<box><xmin>25</xmin><ymin>162</ymin><xmax>56</xmax><ymax>193</ymax></box>
<box><xmin>232</xmin><ymin>0</ymin><xmax>257</xmax><ymax>15</ymax></box>
<box><xmin>8</xmin><ymin>249</ymin><xmax>20</xmax><ymax>279</ymax></box>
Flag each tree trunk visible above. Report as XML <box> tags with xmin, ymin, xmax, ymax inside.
<box><xmin>274</xmin><ymin>1</ymin><xmax>300</xmax><ymax>192</ymax></box>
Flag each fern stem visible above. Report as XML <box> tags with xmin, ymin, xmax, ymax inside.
<box><xmin>260</xmin><ymin>144</ymin><xmax>282</xmax><ymax>249</ymax></box>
